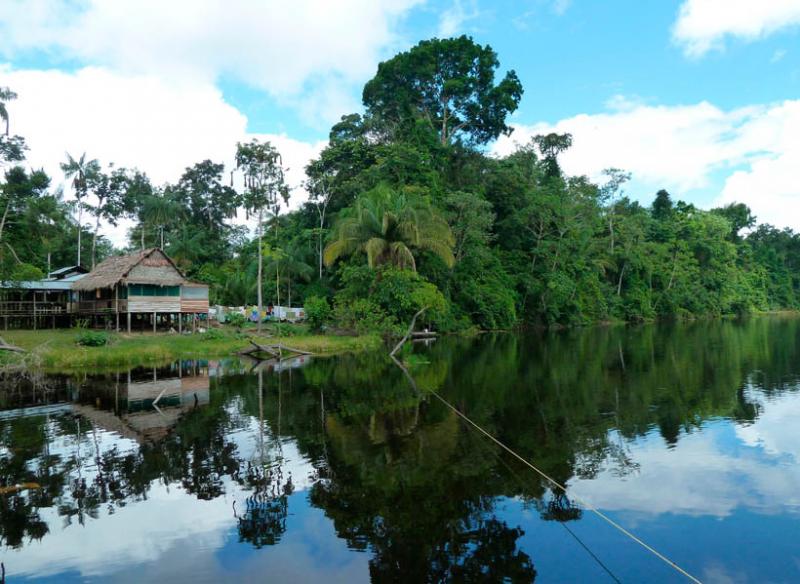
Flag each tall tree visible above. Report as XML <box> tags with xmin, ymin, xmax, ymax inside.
<box><xmin>362</xmin><ymin>36</ymin><xmax>523</xmax><ymax>146</ymax></box>
<box><xmin>0</xmin><ymin>87</ymin><xmax>13</xmax><ymax>137</ymax></box>
<box><xmin>85</xmin><ymin>166</ymin><xmax>126</xmax><ymax>268</ymax></box>
<box><xmin>0</xmin><ymin>87</ymin><xmax>26</xmax><ymax>168</ymax></box>
<box><xmin>305</xmin><ymin>175</ymin><xmax>334</xmax><ymax>279</ymax></box>
<box><xmin>60</xmin><ymin>153</ymin><xmax>99</xmax><ymax>267</ymax></box>
<box><xmin>235</xmin><ymin>139</ymin><xmax>289</xmax><ymax>333</ymax></box>
<box><xmin>534</xmin><ymin>133</ymin><xmax>573</xmax><ymax>179</ymax></box>
<box><xmin>119</xmin><ymin>170</ymin><xmax>155</xmax><ymax>250</ymax></box>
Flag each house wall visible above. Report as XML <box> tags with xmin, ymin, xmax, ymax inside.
<box><xmin>180</xmin><ymin>285</ymin><xmax>209</xmax><ymax>313</ymax></box>
<box><xmin>181</xmin><ymin>300</ymin><xmax>209</xmax><ymax>313</ymax></box>
<box><xmin>128</xmin><ymin>297</ymin><xmax>181</xmax><ymax>313</ymax></box>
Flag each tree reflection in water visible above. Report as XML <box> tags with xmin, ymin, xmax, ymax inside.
<box><xmin>1</xmin><ymin>317</ymin><xmax>798</xmax><ymax>580</ymax></box>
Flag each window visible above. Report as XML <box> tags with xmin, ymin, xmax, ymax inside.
<box><xmin>129</xmin><ymin>285</ymin><xmax>180</xmax><ymax>296</ymax></box>
<box><xmin>181</xmin><ymin>286</ymin><xmax>209</xmax><ymax>299</ymax></box>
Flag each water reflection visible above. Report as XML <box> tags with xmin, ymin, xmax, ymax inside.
<box><xmin>1</xmin><ymin>316</ymin><xmax>800</xmax><ymax>581</ymax></box>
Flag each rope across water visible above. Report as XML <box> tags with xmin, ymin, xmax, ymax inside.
<box><xmin>427</xmin><ymin>388</ymin><xmax>703</xmax><ymax>584</ymax></box>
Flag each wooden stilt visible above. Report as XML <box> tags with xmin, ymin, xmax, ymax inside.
<box><xmin>153</xmin><ymin>311</ymin><xmax>157</xmax><ymax>334</ymax></box>
<box><xmin>178</xmin><ymin>312</ymin><xmax>183</xmax><ymax>334</ymax></box>
<box><xmin>127</xmin><ymin>311</ymin><xmax>131</xmax><ymax>333</ymax></box>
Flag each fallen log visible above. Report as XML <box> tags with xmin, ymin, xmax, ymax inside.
<box><xmin>238</xmin><ymin>339</ymin><xmax>313</xmax><ymax>360</ymax></box>
<box><xmin>411</xmin><ymin>331</ymin><xmax>437</xmax><ymax>338</ymax></box>
<box><xmin>390</xmin><ymin>308</ymin><xmax>427</xmax><ymax>357</ymax></box>
<box><xmin>0</xmin><ymin>336</ymin><xmax>25</xmax><ymax>353</ymax></box>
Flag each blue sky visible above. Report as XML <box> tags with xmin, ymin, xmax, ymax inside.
<box><xmin>1</xmin><ymin>0</ymin><xmax>800</xmax><ymax>243</ymax></box>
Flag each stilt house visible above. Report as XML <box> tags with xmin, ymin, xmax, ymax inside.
<box><xmin>71</xmin><ymin>248</ymin><xmax>209</xmax><ymax>332</ymax></box>
<box><xmin>0</xmin><ymin>265</ymin><xmax>88</xmax><ymax>329</ymax></box>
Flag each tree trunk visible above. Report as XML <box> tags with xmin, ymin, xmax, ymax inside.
<box><xmin>275</xmin><ymin>212</ymin><xmax>281</xmax><ymax>331</ymax></box>
<box><xmin>77</xmin><ymin>203</ymin><xmax>82</xmax><ymax>267</ymax></box>
<box><xmin>92</xmin><ymin>215</ymin><xmax>100</xmax><ymax>269</ymax></box>
<box><xmin>140</xmin><ymin>224</ymin><xmax>145</xmax><ymax>251</ymax></box>
<box><xmin>0</xmin><ymin>203</ymin><xmax>9</xmax><ymax>244</ymax></box>
<box><xmin>319</xmin><ymin>209</ymin><xmax>325</xmax><ymax>279</ymax></box>
<box><xmin>609</xmin><ymin>215</ymin><xmax>615</xmax><ymax>254</ymax></box>
<box><xmin>257</xmin><ymin>210</ymin><xmax>263</xmax><ymax>335</ymax></box>
<box><xmin>617</xmin><ymin>262</ymin><xmax>626</xmax><ymax>296</ymax></box>
<box><xmin>667</xmin><ymin>249</ymin><xmax>678</xmax><ymax>291</ymax></box>
<box><xmin>441</xmin><ymin>101</ymin><xmax>449</xmax><ymax>145</ymax></box>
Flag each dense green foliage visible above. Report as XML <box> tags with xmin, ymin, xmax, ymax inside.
<box><xmin>2</xmin><ymin>37</ymin><xmax>800</xmax><ymax>330</ymax></box>
<box><xmin>75</xmin><ymin>329</ymin><xmax>109</xmax><ymax>347</ymax></box>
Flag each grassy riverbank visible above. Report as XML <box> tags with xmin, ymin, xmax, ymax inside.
<box><xmin>0</xmin><ymin>325</ymin><xmax>381</xmax><ymax>372</ymax></box>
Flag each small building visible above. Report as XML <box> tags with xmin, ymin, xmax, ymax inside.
<box><xmin>0</xmin><ymin>265</ymin><xmax>88</xmax><ymax>329</ymax></box>
<box><xmin>71</xmin><ymin>248</ymin><xmax>209</xmax><ymax>332</ymax></box>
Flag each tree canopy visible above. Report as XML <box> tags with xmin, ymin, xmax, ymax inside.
<box><xmin>1</xmin><ymin>36</ymin><xmax>799</xmax><ymax>328</ymax></box>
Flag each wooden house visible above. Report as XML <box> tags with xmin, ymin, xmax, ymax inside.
<box><xmin>71</xmin><ymin>248</ymin><xmax>209</xmax><ymax>332</ymax></box>
<box><xmin>0</xmin><ymin>265</ymin><xmax>88</xmax><ymax>329</ymax></box>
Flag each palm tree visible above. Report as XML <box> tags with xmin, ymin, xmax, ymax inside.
<box><xmin>141</xmin><ymin>191</ymin><xmax>181</xmax><ymax>249</ymax></box>
<box><xmin>61</xmin><ymin>153</ymin><xmax>99</xmax><ymax>267</ymax></box>
<box><xmin>0</xmin><ymin>87</ymin><xmax>16</xmax><ymax>136</ymax></box>
<box><xmin>324</xmin><ymin>185</ymin><xmax>455</xmax><ymax>271</ymax></box>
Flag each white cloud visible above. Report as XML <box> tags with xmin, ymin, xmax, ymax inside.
<box><xmin>0</xmin><ymin>0</ymin><xmax>423</xmax><ymax>126</ymax></box>
<box><xmin>0</xmin><ymin>65</ymin><xmax>325</xmax><ymax>247</ymax></box>
<box><xmin>673</xmin><ymin>0</ymin><xmax>800</xmax><ymax>57</ymax></box>
<box><xmin>492</xmin><ymin>98</ymin><xmax>800</xmax><ymax>230</ymax></box>
<box><xmin>771</xmin><ymin>48</ymin><xmax>788</xmax><ymax>62</ymax></box>
<box><xmin>570</xmin><ymin>388</ymin><xmax>800</xmax><ymax>519</ymax></box>
<box><xmin>552</xmin><ymin>0</ymin><xmax>571</xmax><ymax>16</ymax></box>
<box><xmin>438</xmin><ymin>0</ymin><xmax>482</xmax><ymax>36</ymax></box>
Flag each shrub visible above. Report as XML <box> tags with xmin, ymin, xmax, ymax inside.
<box><xmin>226</xmin><ymin>312</ymin><xmax>246</xmax><ymax>329</ymax></box>
<box><xmin>76</xmin><ymin>330</ymin><xmax>109</xmax><ymax>347</ymax></box>
<box><xmin>11</xmin><ymin>263</ymin><xmax>45</xmax><ymax>282</ymax></box>
<box><xmin>202</xmin><ymin>328</ymin><xmax>225</xmax><ymax>341</ymax></box>
<box><xmin>372</xmin><ymin>268</ymin><xmax>448</xmax><ymax>328</ymax></box>
<box><xmin>333</xmin><ymin>297</ymin><xmax>399</xmax><ymax>336</ymax></box>
<box><xmin>304</xmin><ymin>296</ymin><xmax>332</xmax><ymax>330</ymax></box>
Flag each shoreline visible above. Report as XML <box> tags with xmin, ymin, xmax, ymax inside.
<box><xmin>2</xmin><ymin>310</ymin><xmax>798</xmax><ymax>374</ymax></box>
<box><xmin>0</xmin><ymin>327</ymin><xmax>382</xmax><ymax>373</ymax></box>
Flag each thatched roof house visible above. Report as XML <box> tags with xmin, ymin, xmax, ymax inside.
<box><xmin>72</xmin><ymin>249</ymin><xmax>209</xmax><ymax>330</ymax></box>
<box><xmin>73</xmin><ymin>248</ymin><xmax>185</xmax><ymax>291</ymax></box>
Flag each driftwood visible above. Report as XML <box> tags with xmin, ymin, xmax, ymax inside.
<box><xmin>238</xmin><ymin>339</ymin><xmax>313</xmax><ymax>360</ymax></box>
<box><xmin>390</xmin><ymin>308</ymin><xmax>427</xmax><ymax>357</ymax></box>
<box><xmin>411</xmin><ymin>331</ymin><xmax>437</xmax><ymax>338</ymax></box>
<box><xmin>0</xmin><ymin>336</ymin><xmax>25</xmax><ymax>353</ymax></box>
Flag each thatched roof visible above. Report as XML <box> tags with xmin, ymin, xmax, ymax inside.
<box><xmin>72</xmin><ymin>248</ymin><xmax>186</xmax><ymax>291</ymax></box>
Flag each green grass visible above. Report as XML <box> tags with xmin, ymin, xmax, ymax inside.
<box><xmin>0</xmin><ymin>325</ymin><xmax>381</xmax><ymax>372</ymax></box>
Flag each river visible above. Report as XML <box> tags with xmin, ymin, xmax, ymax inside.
<box><xmin>1</xmin><ymin>316</ymin><xmax>800</xmax><ymax>582</ymax></box>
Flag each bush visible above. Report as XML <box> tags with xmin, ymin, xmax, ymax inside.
<box><xmin>372</xmin><ymin>268</ymin><xmax>448</xmax><ymax>328</ymax></box>
<box><xmin>226</xmin><ymin>312</ymin><xmax>246</xmax><ymax>329</ymax></box>
<box><xmin>304</xmin><ymin>296</ymin><xmax>332</xmax><ymax>330</ymax></box>
<box><xmin>11</xmin><ymin>263</ymin><xmax>45</xmax><ymax>282</ymax></box>
<box><xmin>333</xmin><ymin>297</ymin><xmax>399</xmax><ymax>336</ymax></box>
<box><xmin>202</xmin><ymin>328</ymin><xmax>225</xmax><ymax>341</ymax></box>
<box><xmin>76</xmin><ymin>330</ymin><xmax>109</xmax><ymax>347</ymax></box>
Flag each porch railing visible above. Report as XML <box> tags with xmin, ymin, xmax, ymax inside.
<box><xmin>76</xmin><ymin>300</ymin><xmax>127</xmax><ymax>313</ymax></box>
<box><xmin>0</xmin><ymin>301</ymin><xmax>67</xmax><ymax>315</ymax></box>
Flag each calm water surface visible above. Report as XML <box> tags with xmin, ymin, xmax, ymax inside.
<box><xmin>2</xmin><ymin>316</ymin><xmax>800</xmax><ymax>582</ymax></box>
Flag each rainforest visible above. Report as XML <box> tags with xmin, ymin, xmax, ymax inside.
<box><xmin>1</xmin><ymin>37</ymin><xmax>799</xmax><ymax>334</ymax></box>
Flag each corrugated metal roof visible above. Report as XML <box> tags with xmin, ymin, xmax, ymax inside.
<box><xmin>10</xmin><ymin>280</ymin><xmax>73</xmax><ymax>291</ymax></box>
<box><xmin>0</xmin><ymin>274</ymin><xmax>85</xmax><ymax>290</ymax></box>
